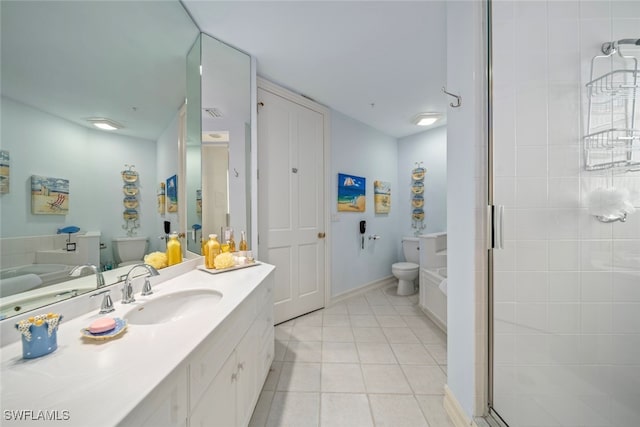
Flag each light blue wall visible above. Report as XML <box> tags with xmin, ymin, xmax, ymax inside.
<box><xmin>398</xmin><ymin>126</ymin><xmax>447</xmax><ymax>238</ymax></box>
<box><xmin>329</xmin><ymin>111</ymin><xmax>449</xmax><ymax>298</ymax></box>
<box><xmin>0</xmin><ymin>96</ymin><xmax>165</xmax><ymax>265</ymax></box>
<box><xmin>330</xmin><ymin>110</ymin><xmax>399</xmax><ymax>297</ymax></box>
<box><xmin>446</xmin><ymin>0</ymin><xmax>486</xmax><ymax>418</ymax></box>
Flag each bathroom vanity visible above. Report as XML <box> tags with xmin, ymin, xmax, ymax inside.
<box><xmin>0</xmin><ymin>259</ymin><xmax>275</xmax><ymax>427</ymax></box>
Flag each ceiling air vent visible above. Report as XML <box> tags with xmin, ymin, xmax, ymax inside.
<box><xmin>203</xmin><ymin>108</ymin><xmax>223</xmax><ymax>118</ymax></box>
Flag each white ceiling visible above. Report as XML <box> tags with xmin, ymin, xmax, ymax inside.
<box><xmin>1</xmin><ymin>1</ymin><xmax>199</xmax><ymax>141</ymax></box>
<box><xmin>1</xmin><ymin>1</ymin><xmax>447</xmax><ymax>141</ymax></box>
<box><xmin>183</xmin><ymin>1</ymin><xmax>448</xmax><ymax>139</ymax></box>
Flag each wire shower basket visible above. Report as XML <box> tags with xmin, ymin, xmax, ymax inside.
<box><xmin>583</xmin><ymin>38</ymin><xmax>639</xmax><ymax>171</ymax></box>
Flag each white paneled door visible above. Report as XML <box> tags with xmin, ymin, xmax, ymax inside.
<box><xmin>257</xmin><ymin>80</ymin><xmax>327</xmax><ymax>324</ymax></box>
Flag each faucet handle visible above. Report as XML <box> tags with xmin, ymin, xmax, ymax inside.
<box><xmin>121</xmin><ymin>281</ymin><xmax>135</xmax><ymax>304</ymax></box>
<box><xmin>91</xmin><ymin>289</ymin><xmax>115</xmax><ymax>314</ymax></box>
<box><xmin>141</xmin><ymin>277</ymin><xmax>153</xmax><ymax>296</ymax></box>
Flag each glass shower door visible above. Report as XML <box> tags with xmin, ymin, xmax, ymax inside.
<box><xmin>490</xmin><ymin>1</ymin><xmax>640</xmax><ymax>426</ymax></box>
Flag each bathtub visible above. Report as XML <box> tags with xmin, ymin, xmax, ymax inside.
<box><xmin>0</xmin><ymin>264</ymin><xmax>74</xmax><ymax>297</ymax></box>
<box><xmin>419</xmin><ymin>267</ymin><xmax>447</xmax><ymax>332</ymax></box>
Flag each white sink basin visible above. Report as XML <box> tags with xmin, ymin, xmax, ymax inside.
<box><xmin>125</xmin><ymin>289</ymin><xmax>223</xmax><ymax>325</ymax></box>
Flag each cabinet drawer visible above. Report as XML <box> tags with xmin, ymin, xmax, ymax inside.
<box><xmin>252</xmin><ymin>275</ymin><xmax>273</xmax><ymax>314</ymax></box>
<box><xmin>255</xmin><ymin>304</ymin><xmax>274</xmax><ymax>348</ymax></box>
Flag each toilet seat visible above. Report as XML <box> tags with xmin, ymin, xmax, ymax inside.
<box><xmin>392</xmin><ymin>262</ymin><xmax>419</xmax><ymax>271</ymax></box>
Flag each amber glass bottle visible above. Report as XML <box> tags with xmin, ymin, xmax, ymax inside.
<box><xmin>205</xmin><ymin>234</ymin><xmax>221</xmax><ymax>269</ymax></box>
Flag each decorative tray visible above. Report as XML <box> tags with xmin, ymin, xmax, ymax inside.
<box><xmin>197</xmin><ymin>262</ymin><xmax>261</xmax><ymax>275</ymax></box>
<box><xmin>81</xmin><ymin>318</ymin><xmax>127</xmax><ymax>341</ymax></box>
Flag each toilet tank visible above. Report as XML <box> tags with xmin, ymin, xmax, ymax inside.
<box><xmin>402</xmin><ymin>237</ymin><xmax>420</xmax><ymax>263</ymax></box>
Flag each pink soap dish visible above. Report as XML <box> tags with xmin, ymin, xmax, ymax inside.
<box><xmin>81</xmin><ymin>318</ymin><xmax>127</xmax><ymax>341</ymax></box>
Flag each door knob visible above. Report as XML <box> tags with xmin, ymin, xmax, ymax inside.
<box><xmin>318</xmin><ymin>232</ymin><xmax>326</xmax><ymax>238</ymax></box>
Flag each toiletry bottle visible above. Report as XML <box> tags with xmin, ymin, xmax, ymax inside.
<box><xmin>201</xmin><ymin>237</ymin><xmax>206</xmax><ymax>256</ymax></box>
<box><xmin>239</xmin><ymin>231</ymin><xmax>248</xmax><ymax>251</ymax></box>
<box><xmin>205</xmin><ymin>234</ymin><xmax>221</xmax><ymax>269</ymax></box>
<box><xmin>227</xmin><ymin>230</ymin><xmax>236</xmax><ymax>252</ymax></box>
<box><xmin>166</xmin><ymin>232</ymin><xmax>182</xmax><ymax>266</ymax></box>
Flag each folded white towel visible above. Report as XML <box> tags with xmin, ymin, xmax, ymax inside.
<box><xmin>438</xmin><ymin>278</ymin><xmax>447</xmax><ymax>296</ymax></box>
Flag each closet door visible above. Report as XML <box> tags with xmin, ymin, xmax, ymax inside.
<box><xmin>257</xmin><ymin>80</ymin><xmax>328</xmax><ymax>324</ymax></box>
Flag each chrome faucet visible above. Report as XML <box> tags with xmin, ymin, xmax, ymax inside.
<box><xmin>121</xmin><ymin>263</ymin><xmax>160</xmax><ymax>304</ymax></box>
<box><xmin>69</xmin><ymin>264</ymin><xmax>106</xmax><ymax>289</ymax></box>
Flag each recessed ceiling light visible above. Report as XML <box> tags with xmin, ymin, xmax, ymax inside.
<box><xmin>412</xmin><ymin>113</ymin><xmax>442</xmax><ymax>126</ymax></box>
<box><xmin>202</xmin><ymin>131</ymin><xmax>229</xmax><ymax>143</ymax></box>
<box><xmin>87</xmin><ymin>118</ymin><xmax>123</xmax><ymax>131</ymax></box>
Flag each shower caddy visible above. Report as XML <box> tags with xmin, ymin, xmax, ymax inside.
<box><xmin>583</xmin><ymin>38</ymin><xmax>640</xmax><ymax>172</ymax></box>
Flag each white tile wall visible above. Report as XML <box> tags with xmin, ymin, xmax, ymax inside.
<box><xmin>0</xmin><ymin>234</ymin><xmax>68</xmax><ymax>269</ymax></box>
<box><xmin>492</xmin><ymin>1</ymin><xmax>640</xmax><ymax>426</ymax></box>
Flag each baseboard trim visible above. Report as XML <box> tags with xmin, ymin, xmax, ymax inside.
<box><xmin>444</xmin><ymin>385</ymin><xmax>479</xmax><ymax>427</ymax></box>
<box><xmin>420</xmin><ymin>304</ymin><xmax>447</xmax><ymax>334</ymax></box>
<box><xmin>329</xmin><ymin>276</ymin><xmax>396</xmax><ymax>305</ymax></box>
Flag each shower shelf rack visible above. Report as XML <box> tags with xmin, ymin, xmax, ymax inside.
<box><xmin>583</xmin><ymin>39</ymin><xmax>639</xmax><ymax>172</ymax></box>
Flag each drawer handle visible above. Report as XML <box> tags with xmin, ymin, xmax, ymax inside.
<box><xmin>238</xmin><ymin>362</ymin><xmax>245</xmax><ymax>371</ymax></box>
<box><xmin>231</xmin><ymin>373</ymin><xmax>237</xmax><ymax>382</ymax></box>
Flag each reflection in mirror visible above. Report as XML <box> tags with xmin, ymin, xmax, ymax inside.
<box><xmin>0</xmin><ymin>1</ymin><xmax>198</xmax><ymax>319</ymax></box>
<box><xmin>186</xmin><ymin>36</ymin><xmax>202</xmax><ymax>255</ymax></box>
<box><xmin>185</xmin><ymin>33</ymin><xmax>252</xmax><ymax>254</ymax></box>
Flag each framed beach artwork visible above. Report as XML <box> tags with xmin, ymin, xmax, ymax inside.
<box><xmin>337</xmin><ymin>173</ymin><xmax>366</xmax><ymax>212</ymax></box>
<box><xmin>374</xmin><ymin>180</ymin><xmax>391</xmax><ymax>214</ymax></box>
<box><xmin>166</xmin><ymin>175</ymin><xmax>178</xmax><ymax>213</ymax></box>
<box><xmin>0</xmin><ymin>150</ymin><xmax>9</xmax><ymax>194</ymax></box>
<box><xmin>31</xmin><ymin>175</ymin><xmax>69</xmax><ymax>215</ymax></box>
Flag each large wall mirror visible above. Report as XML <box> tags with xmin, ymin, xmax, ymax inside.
<box><xmin>185</xmin><ymin>33</ymin><xmax>252</xmax><ymax>255</ymax></box>
<box><xmin>0</xmin><ymin>1</ymin><xmax>199</xmax><ymax>319</ymax></box>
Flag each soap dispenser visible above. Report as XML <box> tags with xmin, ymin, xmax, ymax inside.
<box><xmin>166</xmin><ymin>232</ymin><xmax>182</xmax><ymax>266</ymax></box>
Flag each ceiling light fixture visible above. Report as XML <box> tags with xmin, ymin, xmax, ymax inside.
<box><xmin>87</xmin><ymin>118</ymin><xmax>123</xmax><ymax>131</ymax></box>
<box><xmin>412</xmin><ymin>113</ymin><xmax>442</xmax><ymax>127</ymax></box>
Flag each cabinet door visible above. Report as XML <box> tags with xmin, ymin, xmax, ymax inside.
<box><xmin>235</xmin><ymin>320</ymin><xmax>258</xmax><ymax>427</ymax></box>
<box><xmin>119</xmin><ymin>366</ymin><xmax>188</xmax><ymax>427</ymax></box>
<box><xmin>190</xmin><ymin>351</ymin><xmax>237</xmax><ymax>427</ymax></box>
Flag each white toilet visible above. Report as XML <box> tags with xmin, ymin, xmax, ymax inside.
<box><xmin>112</xmin><ymin>236</ymin><xmax>149</xmax><ymax>267</ymax></box>
<box><xmin>391</xmin><ymin>237</ymin><xmax>420</xmax><ymax>296</ymax></box>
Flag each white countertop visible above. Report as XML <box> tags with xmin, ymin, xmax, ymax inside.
<box><xmin>0</xmin><ymin>260</ymin><xmax>275</xmax><ymax>426</ymax></box>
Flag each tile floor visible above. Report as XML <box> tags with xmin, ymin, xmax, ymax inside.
<box><xmin>249</xmin><ymin>285</ymin><xmax>455</xmax><ymax>427</ymax></box>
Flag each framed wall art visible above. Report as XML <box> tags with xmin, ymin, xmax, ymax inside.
<box><xmin>31</xmin><ymin>175</ymin><xmax>69</xmax><ymax>215</ymax></box>
<box><xmin>337</xmin><ymin>173</ymin><xmax>366</xmax><ymax>212</ymax></box>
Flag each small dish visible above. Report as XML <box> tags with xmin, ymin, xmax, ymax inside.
<box><xmin>123</xmin><ymin>196</ymin><xmax>139</xmax><ymax>209</ymax></box>
<box><xmin>123</xmin><ymin>184</ymin><xmax>138</xmax><ymax>196</ymax></box>
<box><xmin>123</xmin><ymin>209</ymin><xmax>138</xmax><ymax>220</ymax></box>
<box><xmin>121</xmin><ymin>170</ymin><xmax>139</xmax><ymax>183</ymax></box>
<box><xmin>411</xmin><ymin>167</ymin><xmax>426</xmax><ymax>181</ymax></box>
<box><xmin>81</xmin><ymin>318</ymin><xmax>127</xmax><ymax>341</ymax></box>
